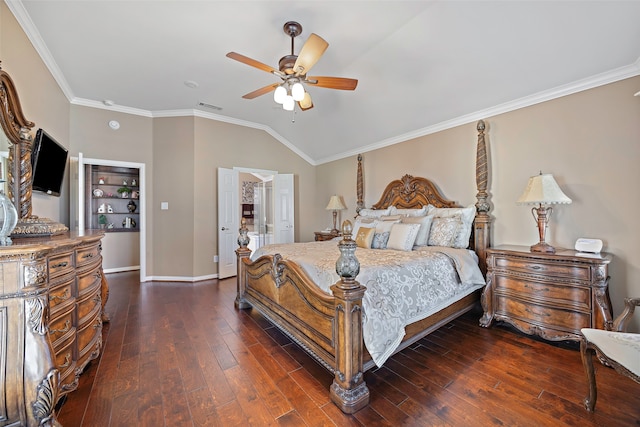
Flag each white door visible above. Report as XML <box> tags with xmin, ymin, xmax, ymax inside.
<box><xmin>217</xmin><ymin>168</ymin><xmax>238</xmax><ymax>279</ymax></box>
<box><xmin>273</xmin><ymin>173</ymin><xmax>294</xmax><ymax>243</ymax></box>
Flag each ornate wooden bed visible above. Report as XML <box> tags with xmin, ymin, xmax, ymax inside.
<box><xmin>235</xmin><ymin>120</ymin><xmax>491</xmax><ymax>413</ymax></box>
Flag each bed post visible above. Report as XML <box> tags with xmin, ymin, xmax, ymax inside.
<box><xmin>329</xmin><ymin>221</ymin><xmax>369</xmax><ymax>413</ymax></box>
<box><xmin>235</xmin><ymin>218</ymin><xmax>252</xmax><ymax>309</ymax></box>
<box><xmin>474</xmin><ymin>120</ymin><xmax>491</xmax><ymax>276</ymax></box>
<box><xmin>356</xmin><ymin>154</ymin><xmax>364</xmax><ymax>214</ymax></box>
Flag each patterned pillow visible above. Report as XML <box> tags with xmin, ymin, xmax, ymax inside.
<box><xmin>387</xmin><ymin>223</ymin><xmax>421</xmax><ymax>251</ymax></box>
<box><xmin>355</xmin><ymin>226</ymin><xmax>376</xmax><ymax>248</ymax></box>
<box><xmin>427</xmin><ymin>215</ymin><xmax>462</xmax><ymax>247</ymax></box>
<box><xmin>371</xmin><ymin>232</ymin><xmax>390</xmax><ymax>249</ymax></box>
<box><xmin>427</xmin><ymin>204</ymin><xmax>476</xmax><ymax>248</ymax></box>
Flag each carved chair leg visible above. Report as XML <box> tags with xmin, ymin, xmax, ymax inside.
<box><xmin>580</xmin><ymin>338</ymin><xmax>597</xmax><ymax>412</ymax></box>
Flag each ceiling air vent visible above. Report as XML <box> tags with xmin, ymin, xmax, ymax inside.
<box><xmin>197</xmin><ymin>102</ymin><xmax>222</xmax><ymax>111</ymax></box>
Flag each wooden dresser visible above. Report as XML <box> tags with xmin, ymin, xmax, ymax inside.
<box><xmin>479</xmin><ymin>245</ymin><xmax>613</xmax><ymax>342</ymax></box>
<box><xmin>0</xmin><ymin>231</ymin><xmax>106</xmax><ymax>426</ymax></box>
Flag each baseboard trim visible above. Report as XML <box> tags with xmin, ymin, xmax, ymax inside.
<box><xmin>143</xmin><ymin>274</ymin><xmax>219</xmax><ymax>283</ymax></box>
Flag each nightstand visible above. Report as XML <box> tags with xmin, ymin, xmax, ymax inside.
<box><xmin>479</xmin><ymin>245</ymin><xmax>613</xmax><ymax>342</ymax></box>
<box><xmin>314</xmin><ymin>230</ymin><xmax>340</xmax><ymax>241</ymax></box>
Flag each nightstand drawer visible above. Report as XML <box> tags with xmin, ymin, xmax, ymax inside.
<box><xmin>496</xmin><ymin>295</ymin><xmax>590</xmax><ymax>332</ymax></box>
<box><xmin>494</xmin><ymin>276</ymin><xmax>591</xmax><ymax>311</ymax></box>
<box><xmin>494</xmin><ymin>256</ymin><xmax>590</xmax><ymax>281</ymax></box>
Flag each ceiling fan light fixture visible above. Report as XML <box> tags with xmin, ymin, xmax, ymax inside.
<box><xmin>283</xmin><ymin>95</ymin><xmax>295</xmax><ymax>111</ymax></box>
<box><xmin>291</xmin><ymin>82</ymin><xmax>305</xmax><ymax>101</ymax></box>
<box><xmin>274</xmin><ymin>85</ymin><xmax>287</xmax><ymax>104</ymax></box>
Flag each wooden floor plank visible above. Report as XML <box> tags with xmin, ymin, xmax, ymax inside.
<box><xmin>57</xmin><ymin>272</ymin><xmax>640</xmax><ymax>426</ymax></box>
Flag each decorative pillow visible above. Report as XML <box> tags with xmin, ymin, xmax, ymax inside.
<box><xmin>355</xmin><ymin>226</ymin><xmax>376</xmax><ymax>248</ymax></box>
<box><xmin>352</xmin><ymin>218</ymin><xmax>378</xmax><ymax>240</ymax></box>
<box><xmin>371</xmin><ymin>232</ymin><xmax>390</xmax><ymax>249</ymax></box>
<box><xmin>401</xmin><ymin>215</ymin><xmax>434</xmax><ymax>246</ymax></box>
<box><xmin>375</xmin><ymin>219</ymin><xmax>400</xmax><ymax>234</ymax></box>
<box><xmin>427</xmin><ymin>215</ymin><xmax>462</xmax><ymax>247</ymax></box>
<box><xmin>394</xmin><ymin>205</ymin><xmax>428</xmax><ymax>217</ymax></box>
<box><xmin>428</xmin><ymin>204</ymin><xmax>476</xmax><ymax>248</ymax></box>
<box><xmin>358</xmin><ymin>208</ymin><xmax>391</xmax><ymax>218</ymax></box>
<box><xmin>379</xmin><ymin>214</ymin><xmax>402</xmax><ymax>221</ymax></box>
<box><xmin>387</xmin><ymin>223</ymin><xmax>421</xmax><ymax>251</ymax></box>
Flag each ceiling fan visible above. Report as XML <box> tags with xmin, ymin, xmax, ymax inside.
<box><xmin>226</xmin><ymin>21</ymin><xmax>358</xmax><ymax>111</ymax></box>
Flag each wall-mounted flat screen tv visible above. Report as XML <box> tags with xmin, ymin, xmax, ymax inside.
<box><xmin>31</xmin><ymin>128</ymin><xmax>68</xmax><ymax>197</ymax></box>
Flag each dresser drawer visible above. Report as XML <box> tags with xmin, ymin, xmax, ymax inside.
<box><xmin>49</xmin><ymin>279</ymin><xmax>74</xmax><ymax>312</ymax></box>
<box><xmin>494</xmin><ymin>276</ymin><xmax>591</xmax><ymax>311</ymax></box>
<box><xmin>48</xmin><ymin>251</ymin><xmax>74</xmax><ymax>279</ymax></box>
<box><xmin>77</xmin><ymin>291</ymin><xmax>102</xmax><ymax>325</ymax></box>
<box><xmin>77</xmin><ymin>266</ymin><xmax>101</xmax><ymax>298</ymax></box>
<box><xmin>76</xmin><ymin>244</ymin><xmax>101</xmax><ymax>268</ymax></box>
<box><xmin>77</xmin><ymin>314</ymin><xmax>102</xmax><ymax>357</ymax></box>
<box><xmin>496</xmin><ymin>295</ymin><xmax>590</xmax><ymax>332</ymax></box>
<box><xmin>54</xmin><ymin>335</ymin><xmax>77</xmax><ymax>393</ymax></box>
<box><xmin>494</xmin><ymin>255</ymin><xmax>590</xmax><ymax>281</ymax></box>
<box><xmin>49</xmin><ymin>307</ymin><xmax>76</xmax><ymax>346</ymax></box>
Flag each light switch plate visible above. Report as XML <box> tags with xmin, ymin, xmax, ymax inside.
<box><xmin>161</xmin><ymin>202</ymin><xmax>169</xmax><ymax>210</ymax></box>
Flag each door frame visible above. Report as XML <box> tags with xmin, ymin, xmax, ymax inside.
<box><xmin>77</xmin><ymin>153</ymin><xmax>147</xmax><ymax>281</ymax></box>
<box><xmin>218</xmin><ymin>167</ymin><xmax>277</xmax><ymax>278</ymax></box>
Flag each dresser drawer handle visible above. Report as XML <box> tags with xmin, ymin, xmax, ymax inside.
<box><xmin>528</xmin><ymin>265</ymin><xmax>544</xmax><ymax>271</ymax></box>
<box><xmin>59</xmin><ymin>353</ymin><xmax>72</xmax><ymax>369</ymax></box>
<box><xmin>51</xmin><ymin>261</ymin><xmax>69</xmax><ymax>268</ymax></box>
<box><xmin>522</xmin><ymin>284</ymin><xmax>549</xmax><ymax>292</ymax></box>
<box><xmin>49</xmin><ymin>289</ymin><xmax>70</xmax><ymax>302</ymax></box>
<box><xmin>82</xmin><ymin>253</ymin><xmax>95</xmax><ymax>259</ymax></box>
<box><xmin>50</xmin><ymin>320</ymin><xmax>71</xmax><ymax>334</ymax></box>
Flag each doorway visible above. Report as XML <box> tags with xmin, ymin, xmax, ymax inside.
<box><xmin>217</xmin><ymin>167</ymin><xmax>294</xmax><ymax>279</ymax></box>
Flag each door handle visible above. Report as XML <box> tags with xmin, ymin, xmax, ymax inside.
<box><xmin>221</xmin><ymin>227</ymin><xmax>228</xmax><ymax>231</ymax></box>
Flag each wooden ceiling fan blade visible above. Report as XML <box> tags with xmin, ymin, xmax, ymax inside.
<box><xmin>298</xmin><ymin>92</ymin><xmax>313</xmax><ymax>110</ymax></box>
<box><xmin>293</xmin><ymin>33</ymin><xmax>328</xmax><ymax>75</ymax></box>
<box><xmin>242</xmin><ymin>83</ymin><xmax>279</xmax><ymax>99</ymax></box>
<box><xmin>306</xmin><ymin>76</ymin><xmax>358</xmax><ymax>90</ymax></box>
<box><xmin>226</xmin><ymin>52</ymin><xmax>280</xmax><ymax>75</ymax></box>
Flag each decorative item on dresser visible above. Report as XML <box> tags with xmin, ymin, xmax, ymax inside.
<box><xmin>314</xmin><ymin>229</ymin><xmax>340</xmax><ymax>241</ymax></box>
<box><xmin>0</xmin><ymin>63</ymin><xmax>107</xmax><ymax>426</ymax></box>
<box><xmin>480</xmin><ymin>245</ymin><xmax>613</xmax><ymax>342</ymax></box>
<box><xmin>516</xmin><ymin>172</ymin><xmax>572</xmax><ymax>253</ymax></box>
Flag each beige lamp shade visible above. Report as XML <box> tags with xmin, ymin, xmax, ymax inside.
<box><xmin>326</xmin><ymin>195</ymin><xmax>347</xmax><ymax>210</ymax></box>
<box><xmin>517</xmin><ymin>173</ymin><xmax>572</xmax><ymax>205</ymax></box>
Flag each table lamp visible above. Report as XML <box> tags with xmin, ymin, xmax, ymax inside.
<box><xmin>517</xmin><ymin>172</ymin><xmax>571</xmax><ymax>253</ymax></box>
<box><xmin>326</xmin><ymin>195</ymin><xmax>347</xmax><ymax>234</ymax></box>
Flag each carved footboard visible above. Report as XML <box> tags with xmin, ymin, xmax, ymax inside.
<box><xmin>235</xmin><ymin>221</ymin><xmax>370</xmax><ymax>413</ymax></box>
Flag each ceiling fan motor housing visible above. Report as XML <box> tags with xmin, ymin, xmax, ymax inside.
<box><xmin>279</xmin><ymin>55</ymin><xmax>298</xmax><ymax>74</ymax></box>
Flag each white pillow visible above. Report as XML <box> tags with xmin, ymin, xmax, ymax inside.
<box><xmin>375</xmin><ymin>219</ymin><xmax>400</xmax><ymax>234</ymax></box>
<box><xmin>358</xmin><ymin>208</ymin><xmax>391</xmax><ymax>218</ymax></box>
<box><xmin>394</xmin><ymin>205</ymin><xmax>428</xmax><ymax>217</ymax></box>
<box><xmin>428</xmin><ymin>216</ymin><xmax>462</xmax><ymax>247</ymax></box>
<box><xmin>387</xmin><ymin>223</ymin><xmax>421</xmax><ymax>251</ymax></box>
<box><xmin>401</xmin><ymin>215</ymin><xmax>434</xmax><ymax>246</ymax></box>
<box><xmin>428</xmin><ymin>204</ymin><xmax>476</xmax><ymax>248</ymax></box>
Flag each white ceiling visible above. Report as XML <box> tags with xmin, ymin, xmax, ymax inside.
<box><xmin>7</xmin><ymin>1</ymin><xmax>640</xmax><ymax>165</ymax></box>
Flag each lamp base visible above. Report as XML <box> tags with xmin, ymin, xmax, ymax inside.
<box><xmin>530</xmin><ymin>242</ymin><xmax>556</xmax><ymax>253</ymax></box>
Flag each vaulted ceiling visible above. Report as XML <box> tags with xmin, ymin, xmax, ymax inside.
<box><xmin>7</xmin><ymin>1</ymin><xmax>640</xmax><ymax>164</ymax></box>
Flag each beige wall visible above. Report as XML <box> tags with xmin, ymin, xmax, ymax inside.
<box><xmin>317</xmin><ymin>75</ymin><xmax>640</xmax><ymax>331</ymax></box>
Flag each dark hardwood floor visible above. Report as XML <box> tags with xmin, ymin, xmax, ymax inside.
<box><xmin>57</xmin><ymin>271</ymin><xmax>640</xmax><ymax>426</ymax></box>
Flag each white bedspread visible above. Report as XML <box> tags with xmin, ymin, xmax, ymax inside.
<box><xmin>250</xmin><ymin>241</ymin><xmax>485</xmax><ymax>367</ymax></box>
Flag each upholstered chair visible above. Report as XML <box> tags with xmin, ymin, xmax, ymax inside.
<box><xmin>580</xmin><ymin>297</ymin><xmax>640</xmax><ymax>412</ymax></box>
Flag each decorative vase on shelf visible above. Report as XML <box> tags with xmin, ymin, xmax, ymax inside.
<box><xmin>0</xmin><ymin>184</ymin><xmax>18</xmax><ymax>245</ymax></box>
<box><xmin>127</xmin><ymin>200</ymin><xmax>137</xmax><ymax>213</ymax></box>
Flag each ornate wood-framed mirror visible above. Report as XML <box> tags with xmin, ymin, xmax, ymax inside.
<box><xmin>0</xmin><ymin>63</ymin><xmax>67</xmax><ymax>237</ymax></box>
